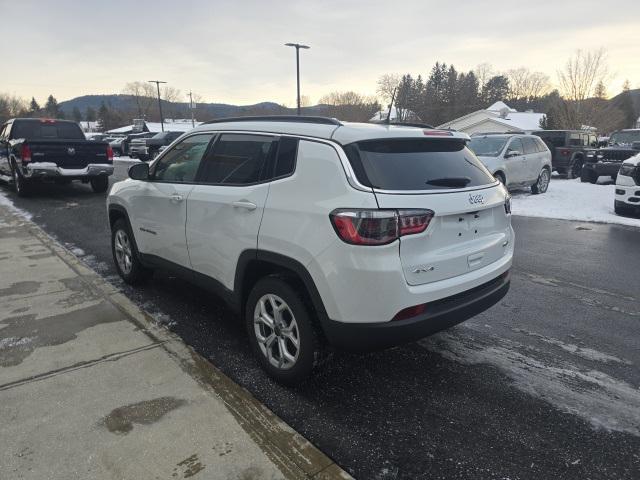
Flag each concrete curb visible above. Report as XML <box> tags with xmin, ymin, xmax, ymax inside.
<box><xmin>6</xmin><ymin>206</ymin><xmax>353</xmax><ymax>480</ymax></box>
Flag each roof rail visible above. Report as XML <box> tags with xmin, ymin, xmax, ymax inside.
<box><xmin>202</xmin><ymin>115</ymin><xmax>342</xmax><ymax>126</ymax></box>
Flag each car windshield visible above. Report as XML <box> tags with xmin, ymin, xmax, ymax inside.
<box><xmin>343</xmin><ymin>138</ymin><xmax>496</xmax><ymax>190</ymax></box>
<box><xmin>468</xmin><ymin>137</ymin><xmax>508</xmax><ymax>157</ymax></box>
<box><xmin>609</xmin><ymin>131</ymin><xmax>640</xmax><ymax>146</ymax></box>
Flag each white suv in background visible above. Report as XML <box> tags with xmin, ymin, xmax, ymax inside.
<box><xmin>615</xmin><ymin>154</ymin><xmax>640</xmax><ymax>216</ymax></box>
<box><xmin>107</xmin><ymin>117</ymin><xmax>514</xmax><ymax>384</ymax></box>
<box><xmin>468</xmin><ymin>133</ymin><xmax>552</xmax><ymax>194</ymax></box>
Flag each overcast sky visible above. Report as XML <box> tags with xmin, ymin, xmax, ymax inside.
<box><xmin>2</xmin><ymin>0</ymin><xmax>638</xmax><ymax>106</ymax></box>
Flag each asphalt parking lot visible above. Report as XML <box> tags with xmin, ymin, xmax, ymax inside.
<box><xmin>2</xmin><ymin>159</ymin><xmax>640</xmax><ymax>479</ymax></box>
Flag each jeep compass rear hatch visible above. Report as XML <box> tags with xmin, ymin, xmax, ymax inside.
<box><xmin>344</xmin><ymin>138</ymin><xmax>511</xmax><ymax>285</ymax></box>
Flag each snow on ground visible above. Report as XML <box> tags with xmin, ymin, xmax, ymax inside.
<box><xmin>511</xmin><ymin>177</ymin><xmax>640</xmax><ymax>228</ymax></box>
<box><xmin>114</xmin><ymin>155</ymin><xmax>141</xmax><ymax>164</ymax></box>
<box><xmin>0</xmin><ymin>190</ymin><xmax>33</xmax><ymax>220</ymax></box>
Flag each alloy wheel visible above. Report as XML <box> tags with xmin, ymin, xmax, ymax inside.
<box><xmin>114</xmin><ymin>229</ymin><xmax>133</xmax><ymax>275</ymax></box>
<box><xmin>538</xmin><ymin>169</ymin><xmax>550</xmax><ymax>193</ymax></box>
<box><xmin>253</xmin><ymin>294</ymin><xmax>300</xmax><ymax>370</ymax></box>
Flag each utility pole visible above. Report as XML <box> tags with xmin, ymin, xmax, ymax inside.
<box><xmin>189</xmin><ymin>91</ymin><xmax>195</xmax><ymax>128</ymax></box>
<box><xmin>284</xmin><ymin>43</ymin><xmax>310</xmax><ymax>115</ymax></box>
<box><xmin>148</xmin><ymin>80</ymin><xmax>167</xmax><ymax>131</ymax></box>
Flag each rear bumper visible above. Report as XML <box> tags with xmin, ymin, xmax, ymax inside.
<box><xmin>23</xmin><ymin>162</ymin><xmax>113</xmax><ymax>178</ymax></box>
<box><xmin>323</xmin><ymin>271</ymin><xmax>510</xmax><ymax>351</ymax></box>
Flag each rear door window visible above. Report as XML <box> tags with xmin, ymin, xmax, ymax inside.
<box><xmin>343</xmin><ymin>138</ymin><xmax>495</xmax><ymax>191</ymax></box>
<box><xmin>521</xmin><ymin>137</ymin><xmax>538</xmax><ymax>155</ymax></box>
<box><xmin>198</xmin><ymin>134</ymin><xmax>276</xmax><ymax>185</ymax></box>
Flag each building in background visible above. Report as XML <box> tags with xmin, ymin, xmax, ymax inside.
<box><xmin>438</xmin><ymin>101</ymin><xmax>545</xmax><ymax>134</ymax></box>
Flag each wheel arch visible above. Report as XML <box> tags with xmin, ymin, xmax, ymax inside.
<box><xmin>235</xmin><ymin>250</ymin><xmax>328</xmax><ymax>325</ymax></box>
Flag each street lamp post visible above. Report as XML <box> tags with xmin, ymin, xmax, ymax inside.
<box><xmin>148</xmin><ymin>80</ymin><xmax>167</xmax><ymax>131</ymax></box>
<box><xmin>284</xmin><ymin>43</ymin><xmax>310</xmax><ymax>115</ymax></box>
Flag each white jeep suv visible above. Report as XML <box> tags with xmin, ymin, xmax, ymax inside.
<box><xmin>107</xmin><ymin>117</ymin><xmax>514</xmax><ymax>384</ymax></box>
<box><xmin>615</xmin><ymin>154</ymin><xmax>640</xmax><ymax>216</ymax></box>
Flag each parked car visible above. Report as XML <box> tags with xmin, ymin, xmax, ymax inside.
<box><xmin>0</xmin><ymin>118</ymin><xmax>113</xmax><ymax>196</ymax></box>
<box><xmin>108</xmin><ymin>116</ymin><xmax>514</xmax><ymax>384</ymax></box>
<box><xmin>108</xmin><ymin>137</ymin><xmax>126</xmax><ymax>156</ymax></box>
<box><xmin>530</xmin><ymin>130</ymin><xmax>598</xmax><ymax>179</ymax></box>
<box><xmin>468</xmin><ymin>133</ymin><xmax>552</xmax><ymax>194</ymax></box>
<box><xmin>86</xmin><ymin>133</ymin><xmax>109</xmax><ymax>142</ymax></box>
<box><xmin>582</xmin><ymin>129</ymin><xmax>640</xmax><ymax>184</ymax></box>
<box><xmin>115</xmin><ymin>132</ymin><xmax>155</xmax><ymax>157</ymax></box>
<box><xmin>129</xmin><ymin>131</ymin><xmax>183</xmax><ymax>161</ymax></box>
<box><xmin>614</xmin><ymin>153</ymin><xmax>640</xmax><ymax>216</ymax></box>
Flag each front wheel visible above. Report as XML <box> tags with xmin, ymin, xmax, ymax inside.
<box><xmin>246</xmin><ymin>276</ymin><xmax>324</xmax><ymax>385</ymax></box>
<box><xmin>531</xmin><ymin>168</ymin><xmax>550</xmax><ymax>194</ymax></box>
<box><xmin>111</xmin><ymin>218</ymin><xmax>152</xmax><ymax>284</ymax></box>
<box><xmin>90</xmin><ymin>176</ymin><xmax>109</xmax><ymax>193</ymax></box>
<box><xmin>581</xmin><ymin>168</ymin><xmax>598</xmax><ymax>184</ymax></box>
<box><xmin>494</xmin><ymin>172</ymin><xmax>506</xmax><ymax>186</ymax></box>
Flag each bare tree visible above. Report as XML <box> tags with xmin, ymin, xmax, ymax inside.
<box><xmin>122</xmin><ymin>81</ymin><xmax>156</xmax><ymax>118</ymax></box>
<box><xmin>0</xmin><ymin>93</ymin><xmax>28</xmax><ymax>123</ymax></box>
<box><xmin>376</xmin><ymin>74</ymin><xmax>401</xmax><ymax>107</ymax></box>
<box><xmin>475</xmin><ymin>63</ymin><xmax>495</xmax><ymax>91</ymax></box>
<box><xmin>556</xmin><ymin>48</ymin><xmax>610</xmax><ymax>127</ymax></box>
<box><xmin>318</xmin><ymin>91</ymin><xmax>380</xmax><ymax>122</ymax></box>
<box><xmin>505</xmin><ymin>67</ymin><xmax>551</xmax><ymax>101</ymax></box>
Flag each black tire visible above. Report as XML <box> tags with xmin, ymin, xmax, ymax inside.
<box><xmin>90</xmin><ymin>176</ymin><xmax>109</xmax><ymax>193</ymax></box>
<box><xmin>11</xmin><ymin>163</ymin><xmax>32</xmax><ymax>197</ymax></box>
<box><xmin>614</xmin><ymin>203</ymin><xmax>626</xmax><ymax>216</ymax></box>
<box><xmin>581</xmin><ymin>168</ymin><xmax>598</xmax><ymax>184</ymax></box>
<box><xmin>494</xmin><ymin>172</ymin><xmax>506</xmax><ymax>186</ymax></box>
<box><xmin>531</xmin><ymin>168</ymin><xmax>550</xmax><ymax>195</ymax></box>
<box><xmin>246</xmin><ymin>276</ymin><xmax>324</xmax><ymax>385</ymax></box>
<box><xmin>111</xmin><ymin>218</ymin><xmax>152</xmax><ymax>284</ymax></box>
<box><xmin>566</xmin><ymin>159</ymin><xmax>583</xmax><ymax>180</ymax></box>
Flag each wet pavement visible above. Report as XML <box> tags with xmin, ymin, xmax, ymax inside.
<box><xmin>1</xmin><ymin>160</ymin><xmax>639</xmax><ymax>479</ymax></box>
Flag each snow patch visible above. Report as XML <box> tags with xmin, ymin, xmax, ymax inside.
<box><xmin>420</xmin><ymin>328</ymin><xmax>640</xmax><ymax>436</ymax></box>
<box><xmin>0</xmin><ymin>191</ymin><xmax>33</xmax><ymax>220</ymax></box>
<box><xmin>0</xmin><ymin>336</ymin><xmax>34</xmax><ymax>349</ymax></box>
<box><xmin>511</xmin><ymin>178</ymin><xmax>640</xmax><ymax>228</ymax></box>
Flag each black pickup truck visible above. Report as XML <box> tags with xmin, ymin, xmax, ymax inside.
<box><xmin>0</xmin><ymin>118</ymin><xmax>114</xmax><ymax>196</ymax></box>
<box><xmin>581</xmin><ymin>129</ymin><xmax>640</xmax><ymax>184</ymax></box>
<box><xmin>530</xmin><ymin>130</ymin><xmax>598</xmax><ymax>179</ymax></box>
<box><xmin>128</xmin><ymin>131</ymin><xmax>183</xmax><ymax>161</ymax></box>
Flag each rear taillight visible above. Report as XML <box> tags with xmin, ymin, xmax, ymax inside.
<box><xmin>106</xmin><ymin>145</ymin><xmax>114</xmax><ymax>162</ymax></box>
<box><xmin>21</xmin><ymin>144</ymin><xmax>32</xmax><ymax>163</ymax></box>
<box><xmin>329</xmin><ymin>209</ymin><xmax>434</xmax><ymax>246</ymax></box>
<box><xmin>392</xmin><ymin>303</ymin><xmax>427</xmax><ymax>321</ymax></box>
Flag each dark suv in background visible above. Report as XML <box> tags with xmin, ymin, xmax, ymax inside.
<box><xmin>530</xmin><ymin>130</ymin><xmax>598</xmax><ymax>179</ymax></box>
<box><xmin>129</xmin><ymin>131</ymin><xmax>183</xmax><ymax>161</ymax></box>
<box><xmin>581</xmin><ymin>129</ymin><xmax>640</xmax><ymax>184</ymax></box>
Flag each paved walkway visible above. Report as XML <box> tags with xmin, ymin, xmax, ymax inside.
<box><xmin>0</xmin><ymin>203</ymin><xmax>350</xmax><ymax>480</ymax></box>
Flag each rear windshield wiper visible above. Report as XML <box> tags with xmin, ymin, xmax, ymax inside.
<box><xmin>426</xmin><ymin>177</ymin><xmax>471</xmax><ymax>188</ymax></box>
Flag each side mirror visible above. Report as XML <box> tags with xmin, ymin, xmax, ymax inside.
<box><xmin>506</xmin><ymin>150</ymin><xmax>521</xmax><ymax>158</ymax></box>
<box><xmin>128</xmin><ymin>162</ymin><xmax>149</xmax><ymax>181</ymax></box>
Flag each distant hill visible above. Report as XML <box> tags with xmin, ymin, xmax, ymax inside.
<box><xmin>610</xmin><ymin>88</ymin><xmax>640</xmax><ymax>114</ymax></box>
<box><xmin>58</xmin><ymin>94</ymin><xmax>329</xmax><ymax>121</ymax></box>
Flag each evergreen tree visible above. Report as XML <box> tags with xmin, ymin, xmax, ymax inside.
<box><xmin>482</xmin><ymin>76</ymin><xmax>510</xmax><ymax>106</ymax></box>
<box><xmin>618</xmin><ymin>80</ymin><xmax>636</xmax><ymax>128</ymax></box>
<box><xmin>29</xmin><ymin>97</ymin><xmax>40</xmax><ymax>115</ymax></box>
<box><xmin>594</xmin><ymin>81</ymin><xmax>607</xmax><ymax>100</ymax></box>
<box><xmin>85</xmin><ymin>106</ymin><xmax>97</xmax><ymax>122</ymax></box>
<box><xmin>44</xmin><ymin>94</ymin><xmax>59</xmax><ymax>117</ymax></box>
<box><xmin>72</xmin><ymin>106</ymin><xmax>82</xmax><ymax>123</ymax></box>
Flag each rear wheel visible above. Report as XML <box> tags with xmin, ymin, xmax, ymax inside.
<box><xmin>580</xmin><ymin>168</ymin><xmax>598</xmax><ymax>184</ymax></box>
<box><xmin>111</xmin><ymin>218</ymin><xmax>152</xmax><ymax>284</ymax></box>
<box><xmin>90</xmin><ymin>176</ymin><xmax>109</xmax><ymax>193</ymax></box>
<box><xmin>246</xmin><ymin>276</ymin><xmax>323</xmax><ymax>385</ymax></box>
<box><xmin>531</xmin><ymin>168</ymin><xmax>550</xmax><ymax>194</ymax></box>
<box><xmin>12</xmin><ymin>164</ymin><xmax>32</xmax><ymax>197</ymax></box>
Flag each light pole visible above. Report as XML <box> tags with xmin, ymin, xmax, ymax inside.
<box><xmin>284</xmin><ymin>43</ymin><xmax>310</xmax><ymax>115</ymax></box>
<box><xmin>148</xmin><ymin>80</ymin><xmax>167</xmax><ymax>131</ymax></box>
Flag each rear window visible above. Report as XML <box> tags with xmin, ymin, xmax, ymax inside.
<box><xmin>344</xmin><ymin>138</ymin><xmax>496</xmax><ymax>191</ymax></box>
<box><xmin>11</xmin><ymin>120</ymin><xmax>85</xmax><ymax>140</ymax></box>
<box><xmin>533</xmin><ymin>131</ymin><xmax>566</xmax><ymax>150</ymax></box>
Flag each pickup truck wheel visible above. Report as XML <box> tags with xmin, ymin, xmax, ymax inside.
<box><xmin>580</xmin><ymin>169</ymin><xmax>598</xmax><ymax>184</ymax></box>
<box><xmin>12</xmin><ymin>165</ymin><xmax>32</xmax><ymax>197</ymax></box>
<box><xmin>566</xmin><ymin>160</ymin><xmax>583</xmax><ymax>180</ymax></box>
<box><xmin>531</xmin><ymin>168</ymin><xmax>550</xmax><ymax>194</ymax></box>
<box><xmin>111</xmin><ymin>219</ymin><xmax>152</xmax><ymax>284</ymax></box>
<box><xmin>246</xmin><ymin>277</ymin><xmax>323</xmax><ymax>385</ymax></box>
<box><xmin>90</xmin><ymin>176</ymin><xmax>109</xmax><ymax>193</ymax></box>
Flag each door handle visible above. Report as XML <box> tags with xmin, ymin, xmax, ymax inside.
<box><xmin>170</xmin><ymin>194</ymin><xmax>184</xmax><ymax>203</ymax></box>
<box><xmin>231</xmin><ymin>200</ymin><xmax>257</xmax><ymax>211</ymax></box>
